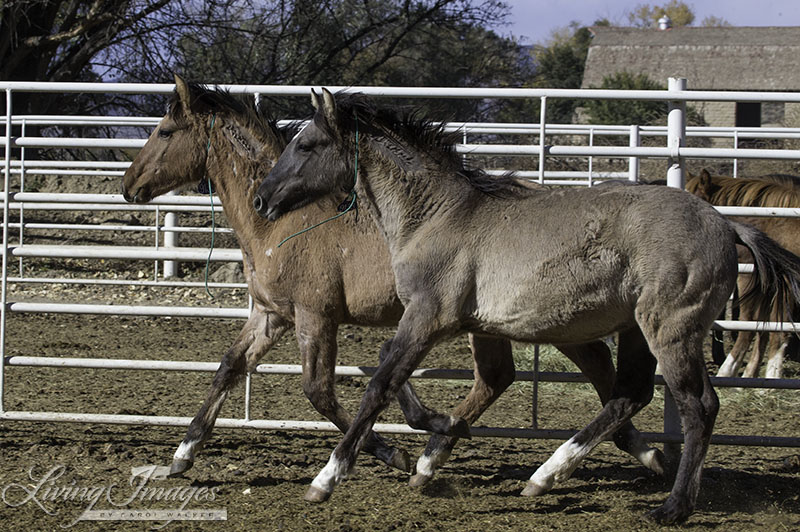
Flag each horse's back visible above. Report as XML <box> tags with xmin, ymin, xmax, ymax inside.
<box><xmin>458</xmin><ymin>185</ymin><xmax>738</xmax><ymax>343</ymax></box>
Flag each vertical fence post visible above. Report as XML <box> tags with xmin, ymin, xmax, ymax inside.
<box><xmin>628</xmin><ymin>125</ymin><xmax>640</xmax><ymax>181</ymax></box>
<box><xmin>1</xmin><ymin>88</ymin><xmax>12</xmax><ymax>412</ymax></box>
<box><xmin>18</xmin><ymin>120</ymin><xmax>26</xmax><ymax>277</ymax></box>
<box><xmin>538</xmin><ymin>96</ymin><xmax>546</xmax><ymax>184</ymax></box>
<box><xmin>163</xmin><ymin>192</ymin><xmax>179</xmax><ymax>278</ymax></box>
<box><xmin>588</xmin><ymin>127</ymin><xmax>594</xmax><ymax>186</ymax></box>
<box><xmin>666</xmin><ymin>77</ymin><xmax>687</xmax><ymax>189</ymax></box>
<box><xmin>663</xmin><ymin>386</ymin><xmax>682</xmax><ymax>467</ymax></box>
<box><xmin>733</xmin><ymin>130</ymin><xmax>739</xmax><ymax>178</ymax></box>
<box><xmin>244</xmin><ymin>373</ymin><xmax>252</xmax><ymax>422</ymax></box>
<box><xmin>531</xmin><ymin>345</ymin><xmax>540</xmax><ymax>429</ymax></box>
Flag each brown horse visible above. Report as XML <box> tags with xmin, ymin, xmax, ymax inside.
<box><xmin>121</xmin><ymin>77</ymin><xmax>663</xmax><ymax>486</ymax></box>
<box><xmin>687</xmin><ymin>169</ymin><xmax>800</xmax><ymax>378</ymax></box>
<box><xmin>255</xmin><ymin>88</ymin><xmax>800</xmax><ymax>524</ymax></box>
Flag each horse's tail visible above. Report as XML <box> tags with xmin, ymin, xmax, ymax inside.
<box><xmin>731</xmin><ymin>221</ymin><xmax>800</xmax><ymax>324</ymax></box>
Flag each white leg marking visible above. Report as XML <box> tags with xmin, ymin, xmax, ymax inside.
<box><xmin>717</xmin><ymin>353</ymin><xmax>740</xmax><ymax>377</ymax></box>
<box><xmin>415</xmin><ymin>449</ymin><xmax>451</xmax><ymax>478</ymax></box>
<box><xmin>766</xmin><ymin>342</ymin><xmax>787</xmax><ymax>379</ymax></box>
<box><xmin>528</xmin><ymin>438</ymin><xmax>588</xmax><ymax>492</ymax></box>
<box><xmin>174</xmin><ymin>439</ymin><xmax>199</xmax><ymax>462</ymax></box>
<box><xmin>634</xmin><ymin>447</ymin><xmax>664</xmax><ymax>474</ymax></box>
<box><xmin>311</xmin><ymin>453</ymin><xmax>352</xmax><ymax>494</ymax></box>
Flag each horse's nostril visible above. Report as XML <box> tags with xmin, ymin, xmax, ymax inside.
<box><xmin>253</xmin><ymin>194</ymin><xmax>264</xmax><ymax>213</ymax></box>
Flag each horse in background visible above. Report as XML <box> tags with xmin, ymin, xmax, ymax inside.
<box><xmin>687</xmin><ymin>169</ymin><xmax>800</xmax><ymax>378</ymax></box>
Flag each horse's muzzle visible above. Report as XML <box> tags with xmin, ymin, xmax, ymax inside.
<box><xmin>121</xmin><ymin>182</ymin><xmax>134</xmax><ymax>203</ymax></box>
<box><xmin>253</xmin><ymin>193</ymin><xmax>281</xmax><ymax>220</ymax></box>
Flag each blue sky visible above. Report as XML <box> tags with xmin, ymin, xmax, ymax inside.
<box><xmin>500</xmin><ymin>0</ymin><xmax>800</xmax><ymax>44</ymax></box>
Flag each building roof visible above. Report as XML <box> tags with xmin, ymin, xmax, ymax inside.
<box><xmin>581</xmin><ymin>26</ymin><xmax>800</xmax><ymax>91</ymax></box>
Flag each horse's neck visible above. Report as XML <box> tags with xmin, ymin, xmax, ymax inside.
<box><xmin>358</xmin><ymin>145</ymin><xmax>468</xmax><ymax>246</ymax></box>
<box><xmin>206</xmin><ymin>128</ymin><xmax>280</xmax><ymax>240</ymax></box>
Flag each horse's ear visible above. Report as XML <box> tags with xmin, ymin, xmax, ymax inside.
<box><xmin>310</xmin><ymin>88</ymin><xmax>322</xmax><ymax>110</ymax></box>
<box><xmin>695</xmin><ymin>168</ymin><xmax>715</xmax><ymax>200</ymax></box>
<box><xmin>320</xmin><ymin>88</ymin><xmax>338</xmax><ymax>124</ymax></box>
<box><xmin>699</xmin><ymin>168</ymin><xmax>713</xmax><ymax>187</ymax></box>
<box><xmin>174</xmin><ymin>74</ymin><xmax>192</xmax><ymax>111</ymax></box>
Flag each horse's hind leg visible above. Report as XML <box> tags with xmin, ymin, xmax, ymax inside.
<box><xmin>743</xmin><ymin>330</ymin><xmax>769</xmax><ymax>378</ymax></box>
<box><xmin>296</xmin><ymin>310</ymin><xmax>411</xmax><ymax>472</ymax></box>
<box><xmin>717</xmin><ymin>288</ymin><xmax>754</xmax><ymax>377</ymax></box>
<box><xmin>408</xmin><ymin>335</ymin><xmax>515</xmax><ymax>487</ymax></box>
<box><xmin>744</xmin><ymin>303</ymin><xmax>786</xmax><ymax>378</ymax></box>
<box><xmin>523</xmin><ymin>328</ymin><xmax>656</xmax><ymax>498</ymax></box>
<box><xmin>170</xmin><ymin>310</ymin><xmax>289</xmax><ymax>477</ymax></box>
<box><xmin>647</xmin><ymin>338</ymin><xmax>718</xmax><ymax>524</ymax></box>
<box><xmin>557</xmin><ymin>341</ymin><xmax>665</xmax><ymax>475</ymax></box>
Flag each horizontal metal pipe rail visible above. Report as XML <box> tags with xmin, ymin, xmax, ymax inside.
<box><xmin>5</xmin><ymin>244</ymin><xmax>241</xmax><ymax>262</ymax></box>
<box><xmin>7</xmin><ymin>356</ymin><xmax>800</xmax><ymax>389</ymax></box>
<box><xmin>4</xmin><ymin>357</ymin><xmax>798</xmax><ymax>447</ymax></box>
<box><xmin>2</xmin><ymin>410</ymin><xmax>795</xmax><ymax>447</ymax></box>
<box><xmin>4</xmin><ymin>80</ymin><xmax>800</xmax><ymax>103</ymax></box>
<box><xmin>9</xmin><ymin>136</ymin><xmax>800</xmax><ymax>161</ymax></box>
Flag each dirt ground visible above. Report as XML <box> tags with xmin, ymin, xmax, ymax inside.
<box><xmin>1</xmin><ymin>309</ymin><xmax>799</xmax><ymax>532</ymax></box>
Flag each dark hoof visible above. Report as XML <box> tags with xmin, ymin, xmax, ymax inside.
<box><xmin>408</xmin><ymin>472</ymin><xmax>432</xmax><ymax>488</ymax></box>
<box><xmin>645</xmin><ymin>503</ymin><xmax>691</xmax><ymax>525</ymax></box>
<box><xmin>168</xmin><ymin>458</ymin><xmax>193</xmax><ymax>478</ymax></box>
<box><xmin>304</xmin><ymin>485</ymin><xmax>332</xmax><ymax>503</ymax></box>
<box><xmin>521</xmin><ymin>481</ymin><xmax>548</xmax><ymax>497</ymax></box>
<box><xmin>390</xmin><ymin>449</ymin><xmax>412</xmax><ymax>473</ymax></box>
<box><xmin>449</xmin><ymin>417</ymin><xmax>471</xmax><ymax>439</ymax></box>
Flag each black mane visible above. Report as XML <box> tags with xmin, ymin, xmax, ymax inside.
<box><xmin>332</xmin><ymin>93</ymin><xmax>526</xmax><ymax>197</ymax></box>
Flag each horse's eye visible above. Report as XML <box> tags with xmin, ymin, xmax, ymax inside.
<box><xmin>297</xmin><ymin>142</ymin><xmax>312</xmax><ymax>152</ymax></box>
<box><xmin>158</xmin><ymin>129</ymin><xmax>173</xmax><ymax>139</ymax></box>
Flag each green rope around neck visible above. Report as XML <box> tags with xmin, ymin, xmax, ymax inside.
<box><xmin>277</xmin><ymin>115</ymin><xmax>360</xmax><ymax>248</ymax></box>
<box><xmin>203</xmin><ymin>113</ymin><xmax>217</xmax><ymax>298</ymax></box>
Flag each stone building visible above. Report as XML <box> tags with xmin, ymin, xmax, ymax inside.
<box><xmin>581</xmin><ymin>25</ymin><xmax>800</xmax><ymax>129</ymax></box>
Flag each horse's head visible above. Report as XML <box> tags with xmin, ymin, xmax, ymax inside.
<box><xmin>685</xmin><ymin>168</ymin><xmax>719</xmax><ymax>204</ymax></box>
<box><xmin>253</xmin><ymin>88</ymin><xmax>354</xmax><ymax>220</ymax></box>
<box><xmin>122</xmin><ymin>74</ymin><xmax>215</xmax><ymax>203</ymax></box>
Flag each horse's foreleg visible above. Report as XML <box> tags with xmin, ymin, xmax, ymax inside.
<box><xmin>170</xmin><ymin>310</ymin><xmax>288</xmax><ymax>477</ymax></box>
<box><xmin>295</xmin><ymin>310</ymin><xmax>410</xmax><ymax>473</ymax></box>
<box><xmin>557</xmin><ymin>340</ymin><xmax>665</xmax><ymax>476</ymax></box>
<box><xmin>391</xmin><ymin>337</ymin><xmax>477</xmax><ymax>440</ymax></box>
<box><xmin>305</xmin><ymin>299</ymin><xmax>445</xmax><ymax>502</ymax></box>
<box><xmin>408</xmin><ymin>335</ymin><xmax>515</xmax><ymax>487</ymax></box>
<box><xmin>524</xmin><ymin>329</ymin><xmax>657</xmax><ymax>499</ymax></box>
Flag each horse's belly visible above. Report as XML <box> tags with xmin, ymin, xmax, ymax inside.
<box><xmin>471</xmin><ymin>260</ymin><xmax>634</xmax><ymax>343</ymax></box>
<box><xmin>474</xmin><ymin>298</ymin><xmax>633</xmax><ymax>344</ymax></box>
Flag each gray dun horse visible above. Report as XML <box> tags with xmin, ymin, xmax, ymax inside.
<box><xmin>687</xmin><ymin>169</ymin><xmax>800</xmax><ymax>379</ymax></box>
<box><xmin>122</xmin><ymin>77</ymin><xmax>663</xmax><ymax>487</ymax></box>
<box><xmin>254</xmin><ymin>89</ymin><xmax>800</xmax><ymax>524</ymax></box>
